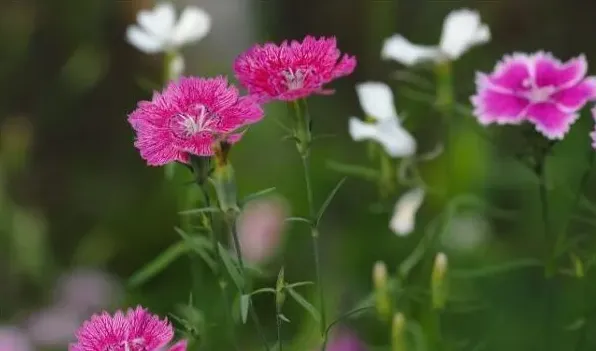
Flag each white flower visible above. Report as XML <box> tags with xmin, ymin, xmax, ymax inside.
<box><xmin>348</xmin><ymin>82</ymin><xmax>416</xmax><ymax>157</ymax></box>
<box><xmin>389</xmin><ymin>187</ymin><xmax>425</xmax><ymax>236</ymax></box>
<box><xmin>381</xmin><ymin>8</ymin><xmax>490</xmax><ymax>66</ymax></box>
<box><xmin>126</xmin><ymin>2</ymin><xmax>211</xmax><ymax>54</ymax></box>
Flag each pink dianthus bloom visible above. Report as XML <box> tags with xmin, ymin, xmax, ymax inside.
<box><xmin>69</xmin><ymin>306</ymin><xmax>186</xmax><ymax>351</ymax></box>
<box><xmin>471</xmin><ymin>52</ymin><xmax>596</xmax><ymax>139</ymax></box>
<box><xmin>128</xmin><ymin>76</ymin><xmax>263</xmax><ymax>166</ymax></box>
<box><xmin>233</xmin><ymin>35</ymin><xmax>357</xmax><ymax>102</ymax></box>
<box><xmin>591</xmin><ymin>107</ymin><xmax>596</xmax><ymax>149</ymax></box>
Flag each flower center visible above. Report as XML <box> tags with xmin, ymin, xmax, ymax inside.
<box><xmin>103</xmin><ymin>338</ymin><xmax>147</xmax><ymax>351</ymax></box>
<box><xmin>281</xmin><ymin>68</ymin><xmax>307</xmax><ymax>90</ymax></box>
<box><xmin>522</xmin><ymin>79</ymin><xmax>555</xmax><ymax>103</ymax></box>
<box><xmin>170</xmin><ymin>104</ymin><xmax>217</xmax><ymax>139</ymax></box>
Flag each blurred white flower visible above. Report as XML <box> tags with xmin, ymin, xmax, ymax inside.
<box><xmin>349</xmin><ymin>82</ymin><xmax>416</xmax><ymax>157</ymax></box>
<box><xmin>236</xmin><ymin>196</ymin><xmax>289</xmax><ymax>264</ymax></box>
<box><xmin>126</xmin><ymin>2</ymin><xmax>211</xmax><ymax>54</ymax></box>
<box><xmin>382</xmin><ymin>8</ymin><xmax>490</xmax><ymax>66</ymax></box>
<box><xmin>389</xmin><ymin>187</ymin><xmax>425</xmax><ymax>236</ymax></box>
<box><xmin>0</xmin><ymin>327</ymin><xmax>32</xmax><ymax>351</ymax></box>
<box><xmin>26</xmin><ymin>306</ymin><xmax>80</xmax><ymax>348</ymax></box>
<box><xmin>441</xmin><ymin>212</ymin><xmax>491</xmax><ymax>253</ymax></box>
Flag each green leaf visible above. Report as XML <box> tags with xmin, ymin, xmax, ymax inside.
<box><xmin>178</xmin><ymin>207</ymin><xmax>220</xmax><ymax>216</ymax></box>
<box><xmin>250</xmin><ymin>288</ymin><xmax>276</xmax><ymax>296</ymax></box>
<box><xmin>450</xmin><ymin>259</ymin><xmax>543</xmax><ymax>279</ymax></box>
<box><xmin>217</xmin><ymin>243</ymin><xmax>244</xmax><ymax>291</ymax></box>
<box><xmin>173</xmin><ymin>227</ymin><xmax>216</xmax><ymax>272</ymax></box>
<box><xmin>286</xmin><ymin>281</ymin><xmax>314</xmax><ymax>289</ymax></box>
<box><xmin>240</xmin><ymin>187</ymin><xmax>277</xmax><ymax>205</ymax></box>
<box><xmin>278</xmin><ymin>314</ymin><xmax>291</xmax><ymax>323</ymax></box>
<box><xmin>285</xmin><ymin>217</ymin><xmax>312</xmax><ymax>225</ymax></box>
<box><xmin>315</xmin><ymin>177</ymin><xmax>347</xmax><ymax>225</ymax></box>
<box><xmin>286</xmin><ymin>287</ymin><xmax>320</xmax><ymax>323</ymax></box>
<box><xmin>129</xmin><ymin>241</ymin><xmax>188</xmax><ymax>287</ymax></box>
<box><xmin>240</xmin><ymin>294</ymin><xmax>250</xmax><ymax>324</ymax></box>
<box><xmin>326</xmin><ymin>161</ymin><xmax>380</xmax><ymax>182</ymax></box>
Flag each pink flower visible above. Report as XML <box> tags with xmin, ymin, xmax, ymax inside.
<box><xmin>591</xmin><ymin>107</ymin><xmax>596</xmax><ymax>149</ymax></box>
<box><xmin>128</xmin><ymin>76</ymin><xmax>264</xmax><ymax>166</ymax></box>
<box><xmin>54</xmin><ymin>269</ymin><xmax>121</xmax><ymax>313</ymax></box>
<box><xmin>471</xmin><ymin>52</ymin><xmax>596</xmax><ymax>139</ymax></box>
<box><xmin>69</xmin><ymin>306</ymin><xmax>186</xmax><ymax>351</ymax></box>
<box><xmin>0</xmin><ymin>327</ymin><xmax>32</xmax><ymax>351</ymax></box>
<box><xmin>324</xmin><ymin>330</ymin><xmax>367</xmax><ymax>351</ymax></box>
<box><xmin>236</xmin><ymin>195</ymin><xmax>289</xmax><ymax>264</ymax></box>
<box><xmin>233</xmin><ymin>35</ymin><xmax>357</xmax><ymax>102</ymax></box>
<box><xmin>27</xmin><ymin>306</ymin><xmax>81</xmax><ymax>348</ymax></box>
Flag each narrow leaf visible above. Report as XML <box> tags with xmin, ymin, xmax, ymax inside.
<box><xmin>278</xmin><ymin>314</ymin><xmax>291</xmax><ymax>323</ymax></box>
<box><xmin>217</xmin><ymin>243</ymin><xmax>244</xmax><ymax>291</ymax></box>
<box><xmin>316</xmin><ymin>177</ymin><xmax>347</xmax><ymax>225</ymax></box>
<box><xmin>450</xmin><ymin>259</ymin><xmax>543</xmax><ymax>279</ymax></box>
<box><xmin>128</xmin><ymin>241</ymin><xmax>188</xmax><ymax>287</ymax></box>
<box><xmin>240</xmin><ymin>294</ymin><xmax>250</xmax><ymax>324</ymax></box>
<box><xmin>250</xmin><ymin>288</ymin><xmax>276</xmax><ymax>296</ymax></box>
<box><xmin>327</xmin><ymin>161</ymin><xmax>380</xmax><ymax>182</ymax></box>
<box><xmin>241</xmin><ymin>187</ymin><xmax>277</xmax><ymax>205</ymax></box>
<box><xmin>173</xmin><ymin>227</ymin><xmax>216</xmax><ymax>271</ymax></box>
<box><xmin>178</xmin><ymin>207</ymin><xmax>220</xmax><ymax>216</ymax></box>
<box><xmin>285</xmin><ymin>217</ymin><xmax>312</xmax><ymax>225</ymax></box>
<box><xmin>286</xmin><ymin>287</ymin><xmax>320</xmax><ymax>323</ymax></box>
<box><xmin>286</xmin><ymin>281</ymin><xmax>314</xmax><ymax>289</ymax></box>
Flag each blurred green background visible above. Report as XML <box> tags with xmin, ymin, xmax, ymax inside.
<box><xmin>3</xmin><ymin>0</ymin><xmax>596</xmax><ymax>350</ymax></box>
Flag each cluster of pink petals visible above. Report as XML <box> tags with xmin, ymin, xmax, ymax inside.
<box><xmin>234</xmin><ymin>35</ymin><xmax>357</xmax><ymax>102</ymax></box>
<box><xmin>472</xmin><ymin>52</ymin><xmax>596</xmax><ymax>139</ymax></box>
<box><xmin>128</xmin><ymin>76</ymin><xmax>263</xmax><ymax>165</ymax></box>
<box><xmin>69</xmin><ymin>306</ymin><xmax>186</xmax><ymax>351</ymax></box>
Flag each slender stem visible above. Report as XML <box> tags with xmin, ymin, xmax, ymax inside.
<box><xmin>198</xmin><ymin>186</ymin><xmax>240</xmax><ymax>351</ymax></box>
<box><xmin>301</xmin><ymin>154</ymin><xmax>328</xmax><ymax>339</ymax></box>
<box><xmin>276</xmin><ymin>314</ymin><xmax>283</xmax><ymax>351</ymax></box>
<box><xmin>536</xmin><ymin>149</ymin><xmax>554</xmax><ymax>351</ymax></box>
<box><xmin>226</xmin><ymin>214</ymin><xmax>271</xmax><ymax>351</ymax></box>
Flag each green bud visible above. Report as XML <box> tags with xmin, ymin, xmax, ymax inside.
<box><xmin>431</xmin><ymin>252</ymin><xmax>448</xmax><ymax>310</ymax></box>
<box><xmin>373</xmin><ymin>261</ymin><xmax>391</xmax><ymax>320</ymax></box>
<box><xmin>391</xmin><ymin>312</ymin><xmax>407</xmax><ymax>351</ymax></box>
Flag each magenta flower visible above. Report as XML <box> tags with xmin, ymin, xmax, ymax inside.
<box><xmin>472</xmin><ymin>52</ymin><xmax>596</xmax><ymax>139</ymax></box>
<box><xmin>233</xmin><ymin>35</ymin><xmax>357</xmax><ymax>102</ymax></box>
<box><xmin>69</xmin><ymin>306</ymin><xmax>186</xmax><ymax>351</ymax></box>
<box><xmin>128</xmin><ymin>76</ymin><xmax>264</xmax><ymax>166</ymax></box>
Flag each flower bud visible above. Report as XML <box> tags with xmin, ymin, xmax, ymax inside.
<box><xmin>431</xmin><ymin>252</ymin><xmax>448</xmax><ymax>310</ymax></box>
<box><xmin>373</xmin><ymin>261</ymin><xmax>391</xmax><ymax>320</ymax></box>
<box><xmin>212</xmin><ymin>141</ymin><xmax>238</xmax><ymax>212</ymax></box>
<box><xmin>391</xmin><ymin>312</ymin><xmax>407</xmax><ymax>351</ymax></box>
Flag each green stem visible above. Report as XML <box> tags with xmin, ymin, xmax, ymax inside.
<box><xmin>435</xmin><ymin>61</ymin><xmax>454</xmax><ymax>197</ymax></box>
<box><xmin>276</xmin><ymin>313</ymin><xmax>283</xmax><ymax>351</ymax></box>
<box><xmin>226</xmin><ymin>214</ymin><xmax>271</xmax><ymax>351</ymax></box>
<box><xmin>198</xmin><ymin>185</ymin><xmax>240</xmax><ymax>351</ymax></box>
<box><xmin>301</xmin><ymin>154</ymin><xmax>327</xmax><ymax>338</ymax></box>
<box><xmin>536</xmin><ymin>149</ymin><xmax>554</xmax><ymax>351</ymax></box>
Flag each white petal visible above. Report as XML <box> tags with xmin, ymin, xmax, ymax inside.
<box><xmin>348</xmin><ymin>117</ymin><xmax>416</xmax><ymax>158</ymax></box>
<box><xmin>439</xmin><ymin>9</ymin><xmax>490</xmax><ymax>60</ymax></box>
<box><xmin>356</xmin><ymin>82</ymin><xmax>397</xmax><ymax>121</ymax></box>
<box><xmin>168</xmin><ymin>54</ymin><xmax>185</xmax><ymax>80</ymax></box>
<box><xmin>381</xmin><ymin>34</ymin><xmax>442</xmax><ymax>66</ymax></box>
<box><xmin>171</xmin><ymin>6</ymin><xmax>211</xmax><ymax>46</ymax></box>
<box><xmin>389</xmin><ymin>188</ymin><xmax>425</xmax><ymax>236</ymax></box>
<box><xmin>126</xmin><ymin>25</ymin><xmax>164</xmax><ymax>54</ymax></box>
<box><xmin>137</xmin><ymin>2</ymin><xmax>176</xmax><ymax>39</ymax></box>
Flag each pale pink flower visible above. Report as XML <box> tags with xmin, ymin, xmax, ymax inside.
<box><xmin>27</xmin><ymin>306</ymin><xmax>81</xmax><ymax>348</ymax></box>
<box><xmin>69</xmin><ymin>306</ymin><xmax>185</xmax><ymax>351</ymax></box>
<box><xmin>472</xmin><ymin>52</ymin><xmax>596</xmax><ymax>139</ymax></box>
<box><xmin>54</xmin><ymin>268</ymin><xmax>121</xmax><ymax>313</ymax></box>
<box><xmin>325</xmin><ymin>330</ymin><xmax>367</xmax><ymax>351</ymax></box>
<box><xmin>128</xmin><ymin>76</ymin><xmax>264</xmax><ymax>165</ymax></box>
<box><xmin>0</xmin><ymin>327</ymin><xmax>33</xmax><ymax>351</ymax></box>
<box><xmin>236</xmin><ymin>196</ymin><xmax>289</xmax><ymax>264</ymax></box>
<box><xmin>233</xmin><ymin>35</ymin><xmax>357</xmax><ymax>102</ymax></box>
